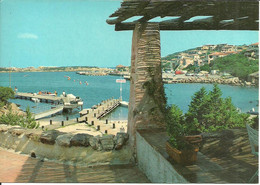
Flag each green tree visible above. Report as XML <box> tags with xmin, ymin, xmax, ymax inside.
<box><xmin>0</xmin><ymin>87</ymin><xmax>14</xmax><ymax>107</ymax></box>
<box><xmin>184</xmin><ymin>84</ymin><xmax>249</xmax><ymax>133</ymax></box>
<box><xmin>185</xmin><ymin>87</ymin><xmax>208</xmax><ymax>133</ymax></box>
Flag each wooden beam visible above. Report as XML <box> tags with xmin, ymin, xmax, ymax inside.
<box><xmin>107</xmin><ymin>1</ymin><xmax>150</xmax><ymax>24</ymax></box>
<box><xmin>115</xmin><ymin>19</ymin><xmax>259</xmax><ymax>31</ymax></box>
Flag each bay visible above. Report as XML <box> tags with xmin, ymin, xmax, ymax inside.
<box><xmin>0</xmin><ymin>71</ymin><xmax>258</xmax><ymax>121</ymax></box>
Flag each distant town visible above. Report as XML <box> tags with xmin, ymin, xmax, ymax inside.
<box><xmin>1</xmin><ymin>43</ymin><xmax>258</xmax><ymax>86</ymax></box>
<box><xmin>161</xmin><ymin>42</ymin><xmax>259</xmax><ymax>72</ymax></box>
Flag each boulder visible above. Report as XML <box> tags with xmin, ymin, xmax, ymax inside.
<box><xmin>40</xmin><ymin>130</ymin><xmax>64</xmax><ymax>145</ymax></box>
<box><xmin>0</xmin><ymin>124</ymin><xmax>12</xmax><ymax>132</ymax></box>
<box><xmin>114</xmin><ymin>133</ymin><xmax>129</xmax><ymax>150</ymax></box>
<box><xmin>56</xmin><ymin>134</ymin><xmax>73</xmax><ymax>147</ymax></box>
<box><xmin>25</xmin><ymin>129</ymin><xmax>43</xmax><ymax>141</ymax></box>
<box><xmin>8</xmin><ymin>127</ymin><xmax>26</xmax><ymax>136</ymax></box>
<box><xmin>100</xmin><ymin>135</ymin><xmax>115</xmax><ymax>151</ymax></box>
<box><xmin>89</xmin><ymin>135</ymin><xmax>101</xmax><ymax>150</ymax></box>
<box><xmin>244</xmin><ymin>81</ymin><xmax>252</xmax><ymax>86</ymax></box>
<box><xmin>70</xmin><ymin>133</ymin><xmax>92</xmax><ymax>147</ymax></box>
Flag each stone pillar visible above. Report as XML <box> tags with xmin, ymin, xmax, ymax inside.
<box><xmin>128</xmin><ymin>23</ymin><xmax>167</xmax><ymax>151</ymax></box>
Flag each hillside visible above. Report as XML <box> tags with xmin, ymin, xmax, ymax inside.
<box><xmin>210</xmin><ymin>53</ymin><xmax>259</xmax><ymax>80</ymax></box>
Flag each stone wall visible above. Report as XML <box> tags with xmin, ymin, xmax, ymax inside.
<box><xmin>0</xmin><ymin>124</ymin><xmax>131</xmax><ymax>165</ymax></box>
<box><xmin>136</xmin><ymin>131</ymin><xmax>187</xmax><ymax>183</ymax></box>
<box><xmin>128</xmin><ymin>23</ymin><xmax>167</xmax><ymax>150</ymax></box>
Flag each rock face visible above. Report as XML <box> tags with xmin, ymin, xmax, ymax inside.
<box><xmin>115</xmin><ymin>133</ymin><xmax>129</xmax><ymax>150</ymax></box>
<box><xmin>100</xmin><ymin>135</ymin><xmax>114</xmax><ymax>151</ymax></box>
<box><xmin>40</xmin><ymin>130</ymin><xmax>64</xmax><ymax>145</ymax></box>
<box><xmin>70</xmin><ymin>133</ymin><xmax>92</xmax><ymax>147</ymax></box>
<box><xmin>56</xmin><ymin>134</ymin><xmax>73</xmax><ymax>147</ymax></box>
<box><xmin>0</xmin><ymin>103</ymin><xmax>25</xmax><ymax>117</ymax></box>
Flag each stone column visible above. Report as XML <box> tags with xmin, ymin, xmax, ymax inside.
<box><xmin>128</xmin><ymin>23</ymin><xmax>167</xmax><ymax>151</ymax></box>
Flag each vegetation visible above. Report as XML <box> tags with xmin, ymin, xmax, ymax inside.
<box><xmin>0</xmin><ymin>106</ymin><xmax>39</xmax><ymax>129</ymax></box>
<box><xmin>210</xmin><ymin>54</ymin><xmax>258</xmax><ymax>80</ymax></box>
<box><xmin>0</xmin><ymin>87</ymin><xmax>14</xmax><ymax>107</ymax></box>
<box><xmin>166</xmin><ymin>84</ymin><xmax>249</xmax><ymax>150</ymax></box>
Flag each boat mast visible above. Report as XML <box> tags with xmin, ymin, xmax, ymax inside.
<box><xmin>9</xmin><ymin>61</ymin><xmax>11</xmax><ymax>88</ymax></box>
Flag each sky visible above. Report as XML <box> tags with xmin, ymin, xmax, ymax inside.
<box><xmin>0</xmin><ymin>0</ymin><xmax>259</xmax><ymax>68</ymax></box>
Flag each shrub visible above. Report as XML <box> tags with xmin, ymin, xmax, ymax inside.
<box><xmin>0</xmin><ymin>87</ymin><xmax>14</xmax><ymax>107</ymax></box>
<box><xmin>0</xmin><ymin>106</ymin><xmax>39</xmax><ymax>129</ymax></box>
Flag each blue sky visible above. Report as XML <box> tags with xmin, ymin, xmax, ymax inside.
<box><xmin>0</xmin><ymin>0</ymin><xmax>258</xmax><ymax>68</ymax></box>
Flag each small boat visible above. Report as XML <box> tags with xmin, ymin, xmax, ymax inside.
<box><xmin>247</xmin><ymin>108</ymin><xmax>259</xmax><ymax>115</ymax></box>
<box><xmin>31</xmin><ymin>98</ymin><xmax>40</xmax><ymax>103</ymax></box>
<box><xmin>62</xmin><ymin>94</ymin><xmax>84</xmax><ymax>109</ymax></box>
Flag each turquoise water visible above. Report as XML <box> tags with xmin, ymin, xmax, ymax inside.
<box><xmin>0</xmin><ymin>71</ymin><xmax>258</xmax><ymax>120</ymax></box>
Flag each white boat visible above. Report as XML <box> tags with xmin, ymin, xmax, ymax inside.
<box><xmin>62</xmin><ymin>94</ymin><xmax>84</xmax><ymax>109</ymax></box>
<box><xmin>31</xmin><ymin>97</ymin><xmax>40</xmax><ymax>103</ymax></box>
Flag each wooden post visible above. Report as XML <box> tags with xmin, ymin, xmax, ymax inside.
<box><xmin>113</xmin><ymin>123</ymin><xmax>115</xmax><ymax>129</ymax></box>
<box><xmin>76</xmin><ymin>117</ymin><xmax>79</xmax><ymax>123</ymax></box>
<box><xmin>50</xmin><ymin>120</ymin><xmax>52</xmax><ymax>125</ymax></box>
<box><xmin>61</xmin><ymin>121</ymin><xmax>64</xmax><ymax>126</ymax></box>
<box><xmin>85</xmin><ymin>117</ymin><xmax>88</xmax><ymax>122</ymax></box>
<box><xmin>92</xmin><ymin>121</ymin><xmax>94</xmax><ymax>125</ymax></box>
<box><xmin>66</xmin><ymin>116</ymin><xmax>69</xmax><ymax>121</ymax></box>
<box><xmin>106</xmin><ymin>119</ymin><xmax>108</xmax><ymax>124</ymax></box>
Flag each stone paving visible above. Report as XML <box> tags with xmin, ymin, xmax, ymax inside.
<box><xmin>0</xmin><ymin>148</ymin><xmax>150</xmax><ymax>183</ymax></box>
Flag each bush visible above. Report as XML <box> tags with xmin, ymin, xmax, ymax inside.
<box><xmin>0</xmin><ymin>87</ymin><xmax>14</xmax><ymax>107</ymax></box>
<box><xmin>0</xmin><ymin>106</ymin><xmax>39</xmax><ymax>129</ymax></box>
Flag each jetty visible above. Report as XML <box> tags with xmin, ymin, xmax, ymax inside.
<box><xmin>15</xmin><ymin>92</ymin><xmax>84</xmax><ymax>119</ymax></box>
<box><xmin>15</xmin><ymin>92</ymin><xmax>61</xmax><ymax>103</ymax></box>
<box><xmin>78</xmin><ymin>98</ymin><xmax>128</xmax><ymax>135</ymax></box>
<box><xmin>34</xmin><ymin>105</ymin><xmax>64</xmax><ymax>120</ymax></box>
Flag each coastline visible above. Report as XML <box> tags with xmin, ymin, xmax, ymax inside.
<box><xmin>164</xmin><ymin>75</ymin><xmax>258</xmax><ymax>87</ymax></box>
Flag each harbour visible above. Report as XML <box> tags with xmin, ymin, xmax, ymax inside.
<box><xmin>0</xmin><ymin>71</ymin><xmax>258</xmax><ymax>121</ymax></box>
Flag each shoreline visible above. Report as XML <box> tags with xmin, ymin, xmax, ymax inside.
<box><xmin>162</xmin><ymin>75</ymin><xmax>258</xmax><ymax>87</ymax></box>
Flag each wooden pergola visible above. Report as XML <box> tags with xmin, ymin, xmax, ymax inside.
<box><xmin>107</xmin><ymin>0</ymin><xmax>259</xmax><ymax>153</ymax></box>
<box><xmin>107</xmin><ymin>0</ymin><xmax>259</xmax><ymax>31</ymax></box>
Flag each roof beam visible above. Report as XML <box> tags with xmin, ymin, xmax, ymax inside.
<box><xmin>115</xmin><ymin>19</ymin><xmax>259</xmax><ymax>31</ymax></box>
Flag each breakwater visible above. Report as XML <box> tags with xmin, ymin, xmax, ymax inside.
<box><xmin>165</xmin><ymin>76</ymin><xmax>257</xmax><ymax>86</ymax></box>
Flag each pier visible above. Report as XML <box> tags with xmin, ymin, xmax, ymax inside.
<box><xmin>15</xmin><ymin>92</ymin><xmax>61</xmax><ymax>103</ymax></box>
<box><xmin>78</xmin><ymin>98</ymin><xmax>127</xmax><ymax>135</ymax></box>
<box><xmin>34</xmin><ymin>105</ymin><xmax>64</xmax><ymax>120</ymax></box>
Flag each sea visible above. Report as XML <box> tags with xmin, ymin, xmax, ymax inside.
<box><xmin>0</xmin><ymin>71</ymin><xmax>258</xmax><ymax>121</ymax></box>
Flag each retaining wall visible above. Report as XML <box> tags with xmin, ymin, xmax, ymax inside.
<box><xmin>0</xmin><ymin>125</ymin><xmax>132</xmax><ymax>166</ymax></box>
<box><xmin>136</xmin><ymin>131</ymin><xmax>187</xmax><ymax>183</ymax></box>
